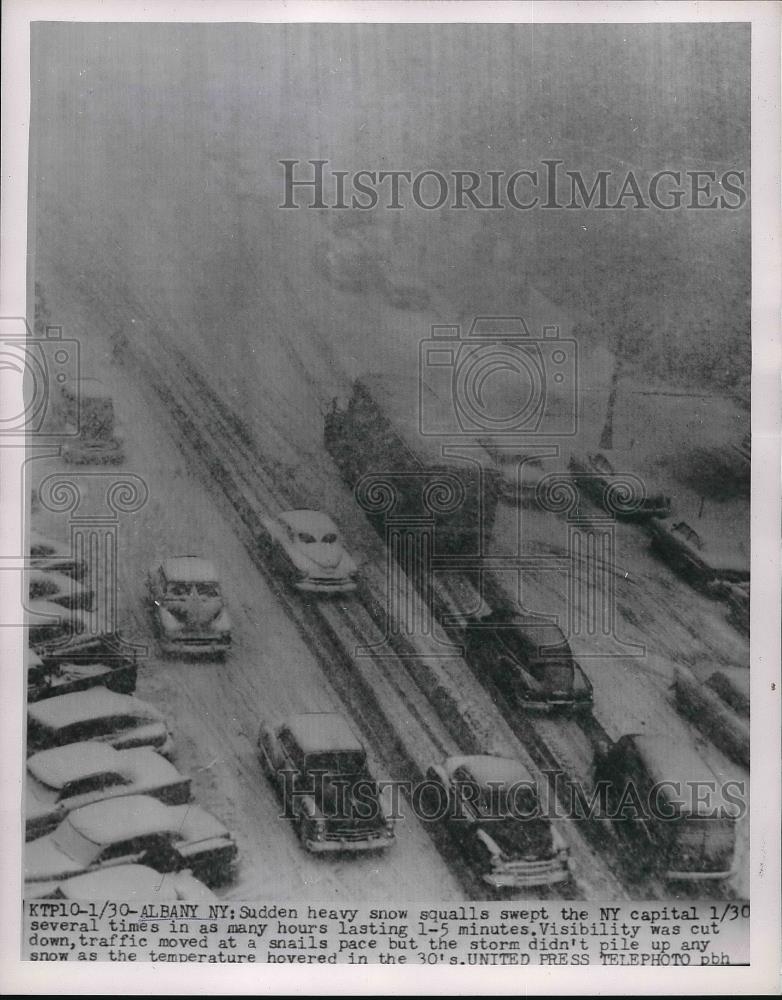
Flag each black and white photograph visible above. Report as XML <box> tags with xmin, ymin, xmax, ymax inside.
<box><xmin>1</xmin><ymin>0</ymin><xmax>779</xmax><ymax>993</ymax></box>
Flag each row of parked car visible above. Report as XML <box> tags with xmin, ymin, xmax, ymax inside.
<box><xmin>569</xmin><ymin>449</ymin><xmax>749</xmax><ymax>632</ymax></box>
<box><xmin>25</xmin><ymin>516</ymin><xmax>238</xmax><ymax>901</ymax></box>
<box><xmin>24</xmin><ymin>376</ymin><xmax>747</xmax><ymax>894</ymax></box>
<box><xmin>486</xmin><ymin>443</ymin><xmax>749</xmax><ymax>634</ymax></box>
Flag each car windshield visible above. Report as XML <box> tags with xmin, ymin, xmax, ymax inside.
<box><xmin>52</xmin><ymin>816</ymin><xmax>103</xmax><ymax>865</ymax></box>
<box><xmin>194</xmin><ymin>582</ymin><xmax>220</xmax><ymax>597</ymax></box>
<box><xmin>297</xmin><ymin>532</ymin><xmax>317</xmax><ymax>544</ymax></box>
<box><xmin>167</xmin><ymin>582</ymin><xmax>190</xmax><ymax>597</ymax></box>
<box><xmin>458</xmin><ymin>780</ymin><xmax>538</xmax><ymax>819</ymax></box>
<box><xmin>321</xmin><ymin>532</ymin><xmax>338</xmax><ymax>544</ymax></box>
<box><xmin>305</xmin><ymin>752</ymin><xmax>366</xmax><ymax>775</ymax></box>
<box><xmin>535</xmin><ymin>661</ymin><xmax>574</xmax><ymax>691</ymax></box>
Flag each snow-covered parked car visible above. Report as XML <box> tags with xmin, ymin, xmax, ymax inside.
<box><xmin>29</xmin><ymin>531</ymin><xmax>87</xmax><ymax>580</ymax></box>
<box><xmin>648</xmin><ymin>519</ymin><xmax>750</xmax><ymax>587</ymax></box>
<box><xmin>27</xmin><ymin>688</ymin><xmax>174</xmax><ymax>759</ymax></box>
<box><xmin>569</xmin><ymin>451</ymin><xmax>671</xmax><ymax>520</ymax></box>
<box><xmin>425</xmin><ymin>755</ymin><xmax>571</xmax><ymax>889</ymax></box>
<box><xmin>28</xmin><ymin>569</ymin><xmax>94</xmax><ymax>611</ymax></box>
<box><xmin>147</xmin><ymin>557</ymin><xmax>232</xmax><ymax>656</ymax></box>
<box><xmin>27</xmin><ymin>643</ymin><xmax>137</xmax><ymax>702</ymax></box>
<box><xmin>24</xmin><ymin>795</ymin><xmax>238</xmax><ymax>891</ymax></box>
<box><xmin>260</xmin><ymin>510</ymin><xmax>358</xmax><ymax>593</ymax></box>
<box><xmin>25</xmin><ymin>863</ymin><xmax>217</xmax><ymax>901</ymax></box>
<box><xmin>258</xmin><ymin>712</ymin><xmax>395</xmax><ymax>852</ymax></box>
<box><xmin>27</xmin><ymin>600</ymin><xmax>87</xmax><ymax>652</ymax></box>
<box><xmin>26</xmin><ymin>742</ymin><xmax>191</xmax><ymax>840</ymax></box>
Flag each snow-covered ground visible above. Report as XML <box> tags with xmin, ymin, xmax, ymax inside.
<box><xmin>27</xmin><ymin>24</ymin><xmax>749</xmax><ymax>902</ymax></box>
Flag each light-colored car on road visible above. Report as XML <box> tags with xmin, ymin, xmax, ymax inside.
<box><xmin>261</xmin><ymin>510</ymin><xmax>358</xmax><ymax>593</ymax></box>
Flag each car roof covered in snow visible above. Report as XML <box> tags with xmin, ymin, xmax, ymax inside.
<box><xmin>445</xmin><ymin>754</ymin><xmax>534</xmax><ymax>787</ymax></box>
<box><xmin>630</xmin><ymin>734</ymin><xmax>734</xmax><ymax>814</ymax></box>
<box><xmin>161</xmin><ymin>557</ymin><xmax>218</xmax><ymax>582</ymax></box>
<box><xmin>67</xmin><ymin>795</ymin><xmax>177</xmax><ymax>843</ymax></box>
<box><xmin>28</xmin><ymin>688</ymin><xmax>162</xmax><ymax>729</ymax></box>
<box><xmin>27</xmin><ymin>742</ymin><xmax>124</xmax><ymax>788</ymax></box>
<box><xmin>58</xmin><ymin>864</ymin><xmax>181</xmax><ymax>900</ymax></box>
<box><xmin>284</xmin><ymin>713</ymin><xmax>364</xmax><ymax>755</ymax></box>
<box><xmin>277</xmin><ymin>510</ymin><xmax>339</xmax><ymax>536</ymax></box>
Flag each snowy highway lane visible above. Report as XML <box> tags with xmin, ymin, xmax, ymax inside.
<box><xmin>27</xmin><ymin>302</ymin><xmax>468</xmax><ymax>902</ymax></box>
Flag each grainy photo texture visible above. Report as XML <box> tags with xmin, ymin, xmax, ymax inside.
<box><xmin>11</xmin><ymin>15</ymin><xmax>761</xmax><ymax>975</ymax></box>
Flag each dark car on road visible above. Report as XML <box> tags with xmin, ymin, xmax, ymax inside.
<box><xmin>594</xmin><ymin>733</ymin><xmax>739</xmax><ymax>881</ymax></box>
<box><xmin>258</xmin><ymin>712</ymin><xmax>395</xmax><ymax>852</ymax></box>
<box><xmin>463</xmin><ymin>611</ymin><xmax>593</xmax><ymax>712</ymax></box>
<box><xmin>426</xmin><ymin>755</ymin><xmax>571</xmax><ymax>889</ymax></box>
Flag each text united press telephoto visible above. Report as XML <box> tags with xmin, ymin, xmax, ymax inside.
<box><xmin>16</xmin><ymin>12</ymin><xmax>758</xmax><ymax>974</ymax></box>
